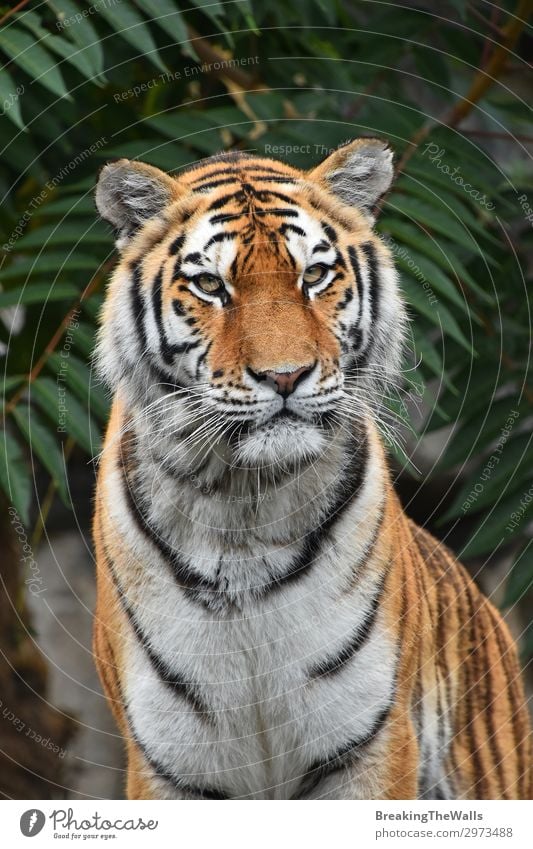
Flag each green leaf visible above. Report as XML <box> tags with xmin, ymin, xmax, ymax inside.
<box><xmin>98</xmin><ymin>3</ymin><xmax>167</xmax><ymax>72</ymax></box>
<box><xmin>441</xmin><ymin>432</ymin><xmax>533</xmax><ymax>521</ymax></box>
<box><xmin>16</xmin><ymin>220</ymin><xmax>111</xmax><ymax>249</ymax></box>
<box><xmin>410</xmin><ymin>324</ymin><xmax>456</xmax><ymax>391</ymax></box>
<box><xmin>66</xmin><ymin>321</ymin><xmax>96</xmax><ymax>358</ymax></box>
<box><xmin>379</xmin><ymin>218</ymin><xmax>494</xmax><ymax>303</ymax></box>
<box><xmin>0</xmin><ymin>26</ymin><xmax>71</xmax><ymax>101</ymax></box>
<box><xmin>399</xmin><ymin>273</ymin><xmax>472</xmax><ymax>351</ymax></box>
<box><xmin>395</xmin><ymin>177</ymin><xmax>500</xmax><ymax>245</ymax></box>
<box><xmin>38</xmin><ymin>196</ymin><xmax>96</xmax><ymax>217</ymax></box>
<box><xmin>145</xmin><ymin>112</ymin><xmax>227</xmax><ymax>154</ymax></box>
<box><xmin>12</xmin><ymin>404</ymin><xmax>69</xmax><ymax>505</ymax></box>
<box><xmin>16</xmin><ymin>10</ymin><xmax>100</xmax><ymax>85</ymax></box>
<box><xmin>0</xmin><ymin>68</ymin><xmax>25</xmax><ymax>130</ymax></box>
<box><xmin>460</xmin><ymin>487</ymin><xmax>533</xmax><ymax>559</ymax></box>
<box><xmin>81</xmin><ymin>293</ymin><xmax>104</xmax><ymax>321</ymax></box>
<box><xmin>32</xmin><ymin>376</ymin><xmax>100</xmax><ymax>455</ymax></box>
<box><xmin>412</xmin><ymin>46</ymin><xmax>451</xmax><ymax>91</ymax></box>
<box><xmin>134</xmin><ymin>0</ymin><xmax>188</xmax><ymax>45</ymax></box>
<box><xmin>0</xmin><ymin>281</ymin><xmax>78</xmax><ymax>308</ymax></box>
<box><xmin>394</xmin><ymin>247</ymin><xmax>472</xmax><ymax>314</ymax></box>
<box><xmin>189</xmin><ymin>0</ymin><xmax>224</xmax><ymax>23</ymax></box>
<box><xmin>1</xmin><ymin>376</ymin><xmax>24</xmax><ymax>399</ymax></box>
<box><xmin>97</xmin><ymin>140</ymin><xmax>193</xmax><ymax>173</ymax></box>
<box><xmin>387</xmin><ymin>194</ymin><xmax>497</xmax><ymax>258</ymax></box>
<box><xmin>0</xmin><ymin>429</ymin><xmax>32</xmax><ymax>524</ymax></box>
<box><xmin>46</xmin><ymin>352</ymin><xmax>110</xmax><ymax>423</ymax></box>
<box><xmin>46</xmin><ymin>0</ymin><xmax>106</xmax><ymax>81</ymax></box>
<box><xmin>0</xmin><ymin>252</ymin><xmax>97</xmax><ymax>282</ymax></box>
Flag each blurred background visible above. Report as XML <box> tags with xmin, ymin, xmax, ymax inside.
<box><xmin>0</xmin><ymin>0</ymin><xmax>531</xmax><ymax>799</ymax></box>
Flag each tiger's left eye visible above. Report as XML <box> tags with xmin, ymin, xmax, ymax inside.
<box><xmin>302</xmin><ymin>264</ymin><xmax>328</xmax><ymax>287</ymax></box>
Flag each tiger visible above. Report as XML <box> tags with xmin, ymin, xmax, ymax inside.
<box><xmin>92</xmin><ymin>138</ymin><xmax>531</xmax><ymax>800</ymax></box>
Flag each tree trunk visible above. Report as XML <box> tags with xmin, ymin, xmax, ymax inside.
<box><xmin>0</xmin><ymin>503</ymin><xmax>75</xmax><ymax>799</ymax></box>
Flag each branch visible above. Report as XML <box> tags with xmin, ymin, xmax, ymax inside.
<box><xmin>395</xmin><ymin>0</ymin><xmax>533</xmax><ymax>175</ymax></box>
<box><xmin>0</xmin><ymin>0</ymin><xmax>33</xmax><ymax>27</ymax></box>
<box><xmin>186</xmin><ymin>27</ymin><xmax>265</xmax><ymax>90</ymax></box>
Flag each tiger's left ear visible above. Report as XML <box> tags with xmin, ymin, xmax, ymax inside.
<box><xmin>307</xmin><ymin>138</ymin><xmax>394</xmax><ymax>218</ymax></box>
<box><xmin>95</xmin><ymin>158</ymin><xmax>184</xmax><ymax>250</ymax></box>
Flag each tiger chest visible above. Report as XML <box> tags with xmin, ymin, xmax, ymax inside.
<box><xmin>121</xmin><ymin>571</ymin><xmax>396</xmax><ymax>800</ymax></box>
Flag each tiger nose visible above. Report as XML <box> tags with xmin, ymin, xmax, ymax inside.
<box><xmin>249</xmin><ymin>364</ymin><xmax>315</xmax><ymax>398</ymax></box>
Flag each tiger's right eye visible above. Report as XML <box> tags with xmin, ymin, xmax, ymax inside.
<box><xmin>195</xmin><ymin>273</ymin><xmax>225</xmax><ymax>295</ymax></box>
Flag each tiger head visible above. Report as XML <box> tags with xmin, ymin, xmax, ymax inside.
<box><xmin>95</xmin><ymin>139</ymin><xmax>405</xmax><ymax>468</ymax></box>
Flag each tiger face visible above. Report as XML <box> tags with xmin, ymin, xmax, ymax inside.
<box><xmin>95</xmin><ymin>139</ymin><xmax>405</xmax><ymax>467</ymax></box>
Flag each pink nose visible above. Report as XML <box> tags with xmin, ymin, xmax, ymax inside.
<box><xmin>262</xmin><ymin>364</ymin><xmax>314</xmax><ymax>397</ymax></box>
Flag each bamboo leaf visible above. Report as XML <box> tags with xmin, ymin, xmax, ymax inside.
<box><xmin>135</xmin><ymin>0</ymin><xmax>188</xmax><ymax>45</ymax></box>
<box><xmin>0</xmin><ymin>68</ymin><xmax>25</xmax><ymax>130</ymax></box>
<box><xmin>0</xmin><ymin>429</ymin><xmax>32</xmax><ymax>524</ymax></box>
<box><xmin>12</xmin><ymin>404</ymin><xmax>69</xmax><ymax>505</ymax></box>
<box><xmin>0</xmin><ymin>282</ymin><xmax>78</xmax><ymax>308</ymax></box>
<box><xmin>98</xmin><ymin>3</ymin><xmax>167</xmax><ymax>72</ymax></box>
<box><xmin>32</xmin><ymin>376</ymin><xmax>100</xmax><ymax>455</ymax></box>
<box><xmin>503</xmin><ymin>542</ymin><xmax>533</xmax><ymax>608</ymax></box>
<box><xmin>0</xmin><ymin>26</ymin><xmax>71</xmax><ymax>100</ymax></box>
<box><xmin>46</xmin><ymin>352</ymin><xmax>110</xmax><ymax>423</ymax></box>
<box><xmin>46</xmin><ymin>0</ymin><xmax>106</xmax><ymax>81</ymax></box>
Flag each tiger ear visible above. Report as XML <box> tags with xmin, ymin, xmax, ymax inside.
<box><xmin>95</xmin><ymin>159</ymin><xmax>183</xmax><ymax>249</ymax></box>
<box><xmin>307</xmin><ymin>138</ymin><xmax>394</xmax><ymax>217</ymax></box>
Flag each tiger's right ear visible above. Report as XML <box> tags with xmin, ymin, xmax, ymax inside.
<box><xmin>95</xmin><ymin>159</ymin><xmax>183</xmax><ymax>249</ymax></box>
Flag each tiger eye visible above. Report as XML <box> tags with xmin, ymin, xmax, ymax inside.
<box><xmin>196</xmin><ymin>273</ymin><xmax>224</xmax><ymax>294</ymax></box>
<box><xmin>302</xmin><ymin>264</ymin><xmax>327</xmax><ymax>286</ymax></box>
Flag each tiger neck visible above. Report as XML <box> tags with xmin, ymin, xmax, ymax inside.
<box><xmin>118</xmin><ymin>396</ymin><xmax>386</xmax><ymax>547</ymax></box>
<box><xmin>110</xmin><ymin>395</ymin><xmax>390</xmax><ymax>607</ymax></box>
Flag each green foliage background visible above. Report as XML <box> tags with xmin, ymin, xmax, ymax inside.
<box><xmin>0</xmin><ymin>1</ymin><xmax>531</xmax><ymax>649</ymax></box>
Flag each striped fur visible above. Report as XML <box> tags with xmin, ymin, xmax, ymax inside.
<box><xmin>93</xmin><ymin>142</ymin><xmax>531</xmax><ymax>799</ymax></box>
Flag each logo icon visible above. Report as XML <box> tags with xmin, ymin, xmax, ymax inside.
<box><xmin>20</xmin><ymin>810</ymin><xmax>45</xmax><ymax>837</ymax></box>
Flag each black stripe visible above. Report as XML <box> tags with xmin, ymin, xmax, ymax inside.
<box><xmin>351</xmin><ymin>241</ymin><xmax>380</xmax><ymax>365</ymax></box>
<box><xmin>108</xmin><ymin>652</ymin><xmax>230</xmax><ymax>798</ymax></box>
<box><xmin>151</xmin><ymin>266</ymin><xmax>175</xmax><ymax>365</ymax></box>
<box><xmin>308</xmin><ymin>573</ymin><xmax>385</xmax><ymax>678</ymax></box>
<box><xmin>208</xmin><ymin>190</ymin><xmax>246</xmax><ymax>211</ymax></box>
<box><xmin>252</xmin><ymin>188</ymin><xmax>298</xmax><ymax>206</ymax></box>
<box><xmin>262</xmin><ymin>434</ymin><xmax>368</xmax><ymax>593</ymax></box>
<box><xmin>337</xmin><ymin>287</ymin><xmax>353</xmax><ymax>310</ymax></box>
<box><xmin>292</xmin><ymin>700</ymin><xmax>393</xmax><ymax>799</ymax></box>
<box><xmin>360</xmin><ymin>242</ymin><xmax>380</xmax><ymax>328</ymax></box>
<box><xmin>250</xmin><ymin>175</ymin><xmax>297</xmax><ymax>184</ymax></box>
<box><xmin>279</xmin><ymin>222</ymin><xmax>306</xmax><ymax>237</ymax></box>
<box><xmin>104</xmin><ymin>542</ymin><xmax>214</xmax><ymax>723</ymax></box>
<box><xmin>203</xmin><ymin>230</ymin><xmax>237</xmax><ymax>250</ymax></box>
<box><xmin>120</xmin><ymin>458</ymin><xmax>220</xmax><ymax>604</ymax></box>
<box><xmin>193</xmin><ymin>177</ymin><xmax>241</xmax><ymax>192</ymax></box>
<box><xmin>322</xmin><ymin>222</ymin><xmax>338</xmax><ymax>244</ymax></box>
<box><xmin>152</xmin><ymin>266</ymin><xmax>200</xmax><ymax>364</ymax></box>
<box><xmin>190</xmin><ymin>165</ymin><xmax>291</xmax><ymax>184</ymax></box>
<box><xmin>347</xmin><ymin>245</ymin><xmax>363</xmax><ymax>305</ymax></box>
<box><xmin>210</xmin><ymin>211</ymin><xmax>247</xmax><ymax>225</ymax></box>
<box><xmin>193</xmin><ymin>173</ymin><xmax>297</xmax><ymax>193</ymax></box>
<box><xmin>169</xmin><ymin>234</ymin><xmax>185</xmax><ymax>255</ymax></box>
<box><xmin>130</xmin><ymin>261</ymin><xmax>147</xmax><ymax>352</ymax></box>
<box><xmin>254</xmin><ymin>208</ymin><xmax>300</xmax><ymax>218</ymax></box>
<box><xmin>183</xmin><ymin>251</ymin><xmax>203</xmax><ymax>264</ymax></box>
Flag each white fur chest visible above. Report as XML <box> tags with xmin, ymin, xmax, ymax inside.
<box><xmin>103</xmin><ymin>432</ymin><xmax>394</xmax><ymax>799</ymax></box>
<box><xmin>122</xmin><ymin>574</ymin><xmax>395</xmax><ymax>799</ymax></box>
